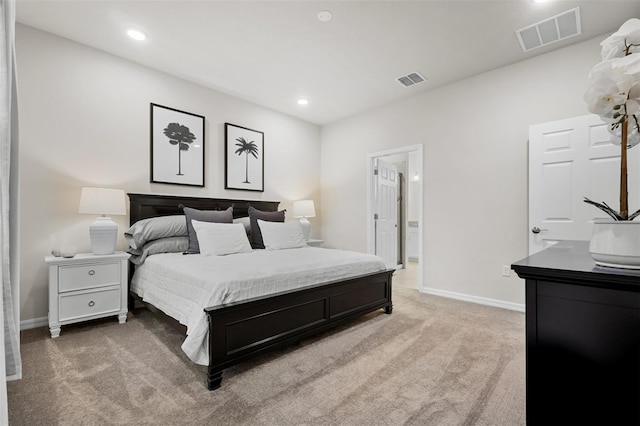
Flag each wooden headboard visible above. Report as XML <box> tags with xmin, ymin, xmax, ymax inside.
<box><xmin>127</xmin><ymin>193</ymin><xmax>280</xmax><ymax>225</ymax></box>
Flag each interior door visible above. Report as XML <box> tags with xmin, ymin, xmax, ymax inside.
<box><xmin>375</xmin><ymin>158</ymin><xmax>399</xmax><ymax>267</ymax></box>
<box><xmin>529</xmin><ymin>114</ymin><xmax>640</xmax><ymax>254</ymax></box>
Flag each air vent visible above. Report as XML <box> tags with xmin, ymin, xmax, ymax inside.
<box><xmin>516</xmin><ymin>7</ymin><xmax>581</xmax><ymax>52</ymax></box>
<box><xmin>397</xmin><ymin>71</ymin><xmax>426</xmax><ymax>87</ymax></box>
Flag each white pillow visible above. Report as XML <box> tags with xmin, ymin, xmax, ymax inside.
<box><xmin>191</xmin><ymin>220</ymin><xmax>252</xmax><ymax>256</ymax></box>
<box><xmin>257</xmin><ymin>219</ymin><xmax>308</xmax><ymax>250</ymax></box>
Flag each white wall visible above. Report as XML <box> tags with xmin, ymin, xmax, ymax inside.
<box><xmin>16</xmin><ymin>24</ymin><xmax>321</xmax><ymax>322</ymax></box>
<box><xmin>320</xmin><ymin>36</ymin><xmax>602</xmax><ymax>306</ymax></box>
<box><xmin>16</xmin><ymin>22</ymin><xmax>607</xmax><ymax>318</ymax></box>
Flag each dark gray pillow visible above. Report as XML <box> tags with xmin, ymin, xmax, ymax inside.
<box><xmin>184</xmin><ymin>206</ymin><xmax>233</xmax><ymax>253</ymax></box>
<box><xmin>248</xmin><ymin>206</ymin><xmax>285</xmax><ymax>249</ymax></box>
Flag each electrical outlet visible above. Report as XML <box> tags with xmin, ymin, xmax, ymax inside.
<box><xmin>502</xmin><ymin>265</ymin><xmax>511</xmax><ymax>277</ymax></box>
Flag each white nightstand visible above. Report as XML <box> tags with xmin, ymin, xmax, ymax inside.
<box><xmin>306</xmin><ymin>239</ymin><xmax>325</xmax><ymax>247</ymax></box>
<box><xmin>45</xmin><ymin>252</ymin><xmax>129</xmax><ymax>338</ymax></box>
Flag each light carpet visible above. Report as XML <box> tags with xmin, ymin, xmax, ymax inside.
<box><xmin>8</xmin><ymin>287</ymin><xmax>525</xmax><ymax>425</ymax></box>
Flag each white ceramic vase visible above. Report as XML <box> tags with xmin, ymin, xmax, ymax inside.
<box><xmin>589</xmin><ymin>220</ymin><xmax>640</xmax><ymax>269</ymax></box>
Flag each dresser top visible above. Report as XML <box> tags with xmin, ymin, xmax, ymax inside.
<box><xmin>512</xmin><ymin>241</ymin><xmax>640</xmax><ymax>290</ymax></box>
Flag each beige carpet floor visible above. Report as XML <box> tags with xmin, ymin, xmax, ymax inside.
<box><xmin>8</xmin><ymin>287</ymin><xmax>525</xmax><ymax>425</ymax></box>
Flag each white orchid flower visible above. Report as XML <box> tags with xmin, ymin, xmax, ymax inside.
<box><xmin>601</xmin><ymin>18</ymin><xmax>640</xmax><ymax>60</ymax></box>
<box><xmin>588</xmin><ymin>19</ymin><xmax>640</xmax><ymax>220</ymax></box>
<box><xmin>626</xmin><ymin>98</ymin><xmax>640</xmax><ymax>116</ymax></box>
<box><xmin>610</xmin><ymin>54</ymin><xmax>640</xmax><ymax>79</ymax></box>
<box><xmin>588</xmin><ymin>60</ymin><xmax>635</xmax><ymax>93</ymax></box>
<box><xmin>584</xmin><ymin>78</ymin><xmax>627</xmax><ymax>116</ymax></box>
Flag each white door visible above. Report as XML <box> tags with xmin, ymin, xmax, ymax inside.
<box><xmin>529</xmin><ymin>114</ymin><xmax>640</xmax><ymax>254</ymax></box>
<box><xmin>375</xmin><ymin>158</ymin><xmax>399</xmax><ymax>267</ymax></box>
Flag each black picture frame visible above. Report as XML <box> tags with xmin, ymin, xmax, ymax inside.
<box><xmin>150</xmin><ymin>103</ymin><xmax>205</xmax><ymax>187</ymax></box>
<box><xmin>225</xmin><ymin>123</ymin><xmax>264</xmax><ymax>192</ymax></box>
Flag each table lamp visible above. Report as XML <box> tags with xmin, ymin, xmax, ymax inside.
<box><xmin>293</xmin><ymin>200</ymin><xmax>316</xmax><ymax>241</ymax></box>
<box><xmin>79</xmin><ymin>187</ymin><xmax>126</xmax><ymax>255</ymax></box>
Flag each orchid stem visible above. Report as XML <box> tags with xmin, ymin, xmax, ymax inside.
<box><xmin>620</xmin><ymin>116</ymin><xmax>629</xmax><ymax>220</ymax></box>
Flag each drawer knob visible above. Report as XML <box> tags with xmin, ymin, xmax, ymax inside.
<box><xmin>88</xmin><ymin>270</ymin><xmax>95</xmax><ymax>276</ymax></box>
<box><xmin>88</xmin><ymin>301</ymin><xmax>95</xmax><ymax>307</ymax></box>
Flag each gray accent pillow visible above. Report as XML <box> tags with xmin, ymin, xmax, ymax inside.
<box><xmin>233</xmin><ymin>216</ymin><xmax>251</xmax><ymax>235</ymax></box>
<box><xmin>128</xmin><ymin>236</ymin><xmax>190</xmax><ymax>265</ymax></box>
<box><xmin>184</xmin><ymin>206</ymin><xmax>233</xmax><ymax>254</ymax></box>
<box><xmin>248</xmin><ymin>206</ymin><xmax>285</xmax><ymax>249</ymax></box>
<box><xmin>125</xmin><ymin>215</ymin><xmax>188</xmax><ymax>250</ymax></box>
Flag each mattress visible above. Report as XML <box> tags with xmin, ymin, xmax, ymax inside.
<box><xmin>131</xmin><ymin>247</ymin><xmax>387</xmax><ymax>365</ymax></box>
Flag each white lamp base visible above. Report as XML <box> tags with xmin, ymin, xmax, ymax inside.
<box><xmin>89</xmin><ymin>216</ymin><xmax>118</xmax><ymax>255</ymax></box>
<box><xmin>299</xmin><ymin>217</ymin><xmax>311</xmax><ymax>241</ymax></box>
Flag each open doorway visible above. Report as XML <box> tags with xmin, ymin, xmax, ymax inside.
<box><xmin>367</xmin><ymin>145</ymin><xmax>423</xmax><ymax>291</ymax></box>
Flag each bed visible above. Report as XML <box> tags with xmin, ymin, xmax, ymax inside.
<box><xmin>127</xmin><ymin>193</ymin><xmax>394</xmax><ymax>390</ymax></box>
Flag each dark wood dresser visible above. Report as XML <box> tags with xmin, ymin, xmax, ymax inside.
<box><xmin>512</xmin><ymin>241</ymin><xmax>639</xmax><ymax>426</ymax></box>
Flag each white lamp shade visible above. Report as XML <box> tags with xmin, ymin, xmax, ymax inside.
<box><xmin>79</xmin><ymin>187</ymin><xmax>126</xmax><ymax>216</ymax></box>
<box><xmin>293</xmin><ymin>200</ymin><xmax>316</xmax><ymax>218</ymax></box>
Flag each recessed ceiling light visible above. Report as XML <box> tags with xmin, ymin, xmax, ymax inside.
<box><xmin>297</xmin><ymin>99</ymin><xmax>309</xmax><ymax>106</ymax></box>
<box><xmin>127</xmin><ymin>29</ymin><xmax>147</xmax><ymax>41</ymax></box>
<box><xmin>317</xmin><ymin>11</ymin><xmax>332</xmax><ymax>22</ymax></box>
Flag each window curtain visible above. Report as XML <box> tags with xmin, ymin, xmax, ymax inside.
<box><xmin>0</xmin><ymin>0</ymin><xmax>21</xmax><ymax>420</ymax></box>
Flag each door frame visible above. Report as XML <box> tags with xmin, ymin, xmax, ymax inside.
<box><xmin>367</xmin><ymin>144</ymin><xmax>423</xmax><ymax>290</ymax></box>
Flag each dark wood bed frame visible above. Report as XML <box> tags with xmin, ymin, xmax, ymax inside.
<box><xmin>128</xmin><ymin>193</ymin><xmax>394</xmax><ymax>390</ymax></box>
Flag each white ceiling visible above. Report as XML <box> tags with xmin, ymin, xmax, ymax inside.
<box><xmin>16</xmin><ymin>1</ymin><xmax>640</xmax><ymax>125</ymax></box>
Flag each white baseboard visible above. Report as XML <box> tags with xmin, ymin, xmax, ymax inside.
<box><xmin>20</xmin><ymin>317</ymin><xmax>48</xmax><ymax>331</ymax></box>
<box><xmin>7</xmin><ymin>373</ymin><xmax>22</xmax><ymax>382</ymax></box>
<box><xmin>21</xmin><ymin>291</ymin><xmax>524</xmax><ymax>330</ymax></box>
<box><xmin>420</xmin><ymin>286</ymin><xmax>525</xmax><ymax>313</ymax></box>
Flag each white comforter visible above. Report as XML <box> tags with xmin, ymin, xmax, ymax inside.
<box><xmin>131</xmin><ymin>247</ymin><xmax>387</xmax><ymax>365</ymax></box>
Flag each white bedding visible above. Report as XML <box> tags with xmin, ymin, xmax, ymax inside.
<box><xmin>131</xmin><ymin>247</ymin><xmax>387</xmax><ymax>365</ymax></box>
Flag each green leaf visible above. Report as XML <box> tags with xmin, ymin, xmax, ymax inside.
<box><xmin>583</xmin><ymin>197</ymin><xmax>625</xmax><ymax>220</ymax></box>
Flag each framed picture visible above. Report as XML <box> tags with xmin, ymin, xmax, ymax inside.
<box><xmin>225</xmin><ymin>123</ymin><xmax>264</xmax><ymax>192</ymax></box>
<box><xmin>150</xmin><ymin>103</ymin><xmax>205</xmax><ymax>187</ymax></box>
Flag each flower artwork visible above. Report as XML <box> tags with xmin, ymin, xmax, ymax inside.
<box><xmin>163</xmin><ymin>122</ymin><xmax>196</xmax><ymax>176</ymax></box>
<box><xmin>584</xmin><ymin>18</ymin><xmax>640</xmax><ymax>221</ymax></box>
<box><xmin>150</xmin><ymin>103</ymin><xmax>205</xmax><ymax>187</ymax></box>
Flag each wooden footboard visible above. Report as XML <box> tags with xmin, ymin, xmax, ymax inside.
<box><xmin>205</xmin><ymin>269</ymin><xmax>394</xmax><ymax>390</ymax></box>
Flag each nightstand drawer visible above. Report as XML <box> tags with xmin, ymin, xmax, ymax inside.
<box><xmin>58</xmin><ymin>262</ymin><xmax>121</xmax><ymax>292</ymax></box>
<box><xmin>58</xmin><ymin>287</ymin><xmax>121</xmax><ymax>322</ymax></box>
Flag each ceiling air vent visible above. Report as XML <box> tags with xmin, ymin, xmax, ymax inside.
<box><xmin>397</xmin><ymin>71</ymin><xmax>426</xmax><ymax>87</ymax></box>
<box><xmin>516</xmin><ymin>7</ymin><xmax>581</xmax><ymax>52</ymax></box>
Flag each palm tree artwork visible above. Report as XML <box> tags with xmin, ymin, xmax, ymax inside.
<box><xmin>163</xmin><ymin>122</ymin><xmax>196</xmax><ymax>176</ymax></box>
<box><xmin>234</xmin><ymin>137</ymin><xmax>259</xmax><ymax>184</ymax></box>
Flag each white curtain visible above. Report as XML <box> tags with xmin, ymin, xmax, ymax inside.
<box><xmin>0</xmin><ymin>0</ymin><xmax>21</xmax><ymax>421</ymax></box>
